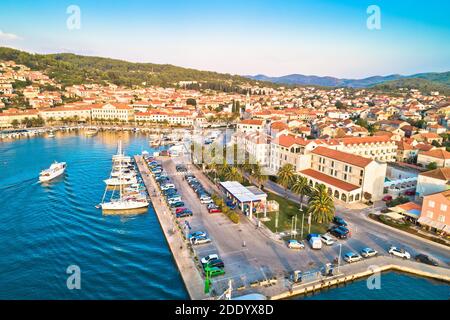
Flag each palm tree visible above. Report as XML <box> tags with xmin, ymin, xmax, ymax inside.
<box><xmin>308</xmin><ymin>184</ymin><xmax>335</xmax><ymax>224</ymax></box>
<box><xmin>291</xmin><ymin>176</ymin><xmax>311</xmax><ymax>209</ymax></box>
<box><xmin>277</xmin><ymin>164</ymin><xmax>296</xmax><ymax>196</ymax></box>
<box><xmin>250</xmin><ymin>162</ymin><xmax>267</xmax><ymax>189</ymax></box>
<box><xmin>224</xmin><ymin>166</ymin><xmax>243</xmax><ymax>183</ymax></box>
<box><xmin>219</xmin><ymin>163</ymin><xmax>231</xmax><ymax>179</ymax></box>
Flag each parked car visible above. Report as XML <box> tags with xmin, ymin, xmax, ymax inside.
<box><xmin>328</xmin><ymin>226</ymin><xmax>348</xmax><ymax>239</ymax></box>
<box><xmin>415</xmin><ymin>254</ymin><xmax>438</xmax><ymax>266</ymax></box>
<box><xmin>170</xmin><ymin>201</ymin><xmax>185</xmax><ymax>208</ymax></box>
<box><xmin>188</xmin><ymin>231</ymin><xmax>206</xmax><ymax>240</ymax></box>
<box><xmin>388</xmin><ymin>246</ymin><xmax>411</xmax><ymax>259</ymax></box>
<box><xmin>320</xmin><ymin>234</ymin><xmax>335</xmax><ymax>246</ymax></box>
<box><xmin>382</xmin><ymin>195</ymin><xmax>393</xmax><ymax>202</ymax></box>
<box><xmin>204</xmin><ymin>266</ymin><xmax>225</xmax><ymax>277</ymax></box>
<box><xmin>191</xmin><ymin>236</ymin><xmax>212</xmax><ymax>245</ymax></box>
<box><xmin>176</xmin><ymin>210</ymin><xmax>193</xmax><ymax>218</ymax></box>
<box><xmin>204</xmin><ymin>259</ymin><xmax>224</xmax><ymax>269</ymax></box>
<box><xmin>405</xmin><ymin>190</ymin><xmax>415</xmax><ymax>196</ymax></box>
<box><xmin>168</xmin><ymin>196</ymin><xmax>182</xmax><ymax>204</ymax></box>
<box><xmin>208</xmin><ymin>208</ymin><xmax>222</xmax><ymax>214</ymax></box>
<box><xmin>163</xmin><ymin>189</ymin><xmax>178</xmax><ymax>196</ymax></box>
<box><xmin>287</xmin><ymin>239</ymin><xmax>305</xmax><ymax>249</ymax></box>
<box><xmin>161</xmin><ymin>183</ymin><xmax>175</xmax><ymax>190</ymax></box>
<box><xmin>201</xmin><ymin>254</ymin><xmax>219</xmax><ymax>265</ymax></box>
<box><xmin>200</xmin><ymin>197</ymin><xmax>213</xmax><ymax>204</ymax></box>
<box><xmin>333</xmin><ymin>216</ymin><xmax>348</xmax><ymax>227</ymax></box>
<box><xmin>207</xmin><ymin>203</ymin><xmax>218</xmax><ymax>210</ymax></box>
<box><xmin>175</xmin><ymin>207</ymin><xmax>188</xmax><ymax>214</ymax></box>
<box><xmin>306</xmin><ymin>234</ymin><xmax>322</xmax><ymax>249</ymax></box>
<box><xmin>361</xmin><ymin>247</ymin><xmax>378</xmax><ymax>258</ymax></box>
<box><xmin>344</xmin><ymin>252</ymin><xmax>363</xmax><ymax>263</ymax></box>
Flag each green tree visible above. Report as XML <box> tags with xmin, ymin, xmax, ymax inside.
<box><xmin>426</xmin><ymin>162</ymin><xmax>438</xmax><ymax>170</ymax></box>
<box><xmin>308</xmin><ymin>184</ymin><xmax>335</xmax><ymax>224</ymax></box>
<box><xmin>277</xmin><ymin>164</ymin><xmax>296</xmax><ymax>195</ymax></box>
<box><xmin>223</xmin><ymin>166</ymin><xmax>243</xmax><ymax>183</ymax></box>
<box><xmin>11</xmin><ymin>119</ymin><xmax>19</xmax><ymax>128</ymax></box>
<box><xmin>290</xmin><ymin>175</ymin><xmax>311</xmax><ymax>209</ymax></box>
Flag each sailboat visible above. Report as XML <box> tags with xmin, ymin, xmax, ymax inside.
<box><xmin>100</xmin><ymin>141</ymin><xmax>149</xmax><ymax>213</ymax></box>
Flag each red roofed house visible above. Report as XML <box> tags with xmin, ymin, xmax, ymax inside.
<box><xmin>91</xmin><ymin>103</ymin><xmax>134</xmax><ymax>122</ymax></box>
<box><xmin>237</xmin><ymin>119</ymin><xmax>264</xmax><ymax>134</ymax></box>
<box><xmin>417</xmin><ymin>149</ymin><xmax>450</xmax><ymax>168</ymax></box>
<box><xmin>299</xmin><ymin>146</ymin><xmax>387</xmax><ymax>202</ymax></box>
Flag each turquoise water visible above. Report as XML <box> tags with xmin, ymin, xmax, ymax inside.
<box><xmin>0</xmin><ymin>131</ymin><xmax>188</xmax><ymax>299</ymax></box>
<box><xmin>299</xmin><ymin>272</ymin><xmax>449</xmax><ymax>300</ymax></box>
<box><xmin>0</xmin><ymin>132</ymin><xmax>448</xmax><ymax>300</ymax></box>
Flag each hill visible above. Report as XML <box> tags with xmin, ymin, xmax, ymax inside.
<box><xmin>0</xmin><ymin>47</ymin><xmax>267</xmax><ymax>91</ymax></box>
<box><xmin>247</xmin><ymin>72</ymin><xmax>450</xmax><ymax>92</ymax></box>
<box><xmin>371</xmin><ymin>78</ymin><xmax>450</xmax><ymax>95</ymax></box>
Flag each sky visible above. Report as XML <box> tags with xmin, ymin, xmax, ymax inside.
<box><xmin>0</xmin><ymin>0</ymin><xmax>449</xmax><ymax>78</ymax></box>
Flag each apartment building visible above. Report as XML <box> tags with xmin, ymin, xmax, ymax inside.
<box><xmin>0</xmin><ymin>109</ymin><xmax>39</xmax><ymax>128</ymax></box>
<box><xmin>330</xmin><ymin>136</ymin><xmax>398</xmax><ymax>162</ymax></box>
<box><xmin>242</xmin><ymin>131</ymin><xmax>271</xmax><ymax>167</ymax></box>
<box><xmin>416</xmin><ymin>167</ymin><xmax>450</xmax><ymax>199</ymax></box>
<box><xmin>418</xmin><ymin>190</ymin><xmax>450</xmax><ymax>234</ymax></box>
<box><xmin>269</xmin><ymin>134</ymin><xmax>317</xmax><ymax>174</ymax></box>
<box><xmin>417</xmin><ymin>149</ymin><xmax>450</xmax><ymax>168</ymax></box>
<box><xmin>135</xmin><ymin>110</ymin><xmax>194</xmax><ymax>126</ymax></box>
<box><xmin>299</xmin><ymin>146</ymin><xmax>387</xmax><ymax>202</ymax></box>
<box><xmin>91</xmin><ymin>103</ymin><xmax>134</xmax><ymax>122</ymax></box>
<box><xmin>236</xmin><ymin>119</ymin><xmax>264</xmax><ymax>134</ymax></box>
<box><xmin>39</xmin><ymin>105</ymin><xmax>92</xmax><ymax>121</ymax></box>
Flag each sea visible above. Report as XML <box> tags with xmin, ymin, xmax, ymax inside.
<box><xmin>0</xmin><ymin>131</ymin><xmax>448</xmax><ymax>300</ymax></box>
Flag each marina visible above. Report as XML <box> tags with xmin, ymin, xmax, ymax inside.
<box><xmin>0</xmin><ymin>132</ymin><xmax>448</xmax><ymax>300</ymax></box>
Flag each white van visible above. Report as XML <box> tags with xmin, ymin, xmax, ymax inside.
<box><xmin>307</xmin><ymin>234</ymin><xmax>322</xmax><ymax>250</ymax></box>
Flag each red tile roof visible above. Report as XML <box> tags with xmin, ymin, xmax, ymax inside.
<box><xmin>420</xmin><ymin>149</ymin><xmax>450</xmax><ymax>160</ymax></box>
<box><xmin>312</xmin><ymin>146</ymin><xmax>373</xmax><ymax>168</ymax></box>
<box><xmin>300</xmin><ymin>169</ymin><xmax>360</xmax><ymax>192</ymax></box>
<box><xmin>239</xmin><ymin>119</ymin><xmax>263</xmax><ymax>126</ymax></box>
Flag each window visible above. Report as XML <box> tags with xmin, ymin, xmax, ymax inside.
<box><xmin>440</xmin><ymin>204</ymin><xmax>447</xmax><ymax>212</ymax></box>
<box><xmin>343</xmin><ymin>174</ymin><xmax>347</xmax><ymax>180</ymax></box>
<box><xmin>438</xmin><ymin>215</ymin><xmax>445</xmax><ymax>223</ymax></box>
<box><xmin>428</xmin><ymin>200</ymin><xmax>435</xmax><ymax>208</ymax></box>
<box><xmin>426</xmin><ymin>211</ymin><xmax>433</xmax><ymax>218</ymax></box>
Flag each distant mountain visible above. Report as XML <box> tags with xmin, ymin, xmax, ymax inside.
<box><xmin>246</xmin><ymin>72</ymin><xmax>450</xmax><ymax>90</ymax></box>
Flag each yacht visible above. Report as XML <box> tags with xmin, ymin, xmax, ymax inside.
<box><xmin>85</xmin><ymin>128</ymin><xmax>98</xmax><ymax>136</ymax></box>
<box><xmin>100</xmin><ymin>140</ymin><xmax>149</xmax><ymax>212</ymax></box>
<box><xmin>39</xmin><ymin>161</ymin><xmax>66</xmax><ymax>182</ymax></box>
<box><xmin>47</xmin><ymin>131</ymin><xmax>55</xmax><ymax>138</ymax></box>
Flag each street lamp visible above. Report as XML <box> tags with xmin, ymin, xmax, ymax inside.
<box><xmin>300</xmin><ymin>212</ymin><xmax>305</xmax><ymax>239</ymax></box>
<box><xmin>337</xmin><ymin>243</ymin><xmax>342</xmax><ymax>273</ymax></box>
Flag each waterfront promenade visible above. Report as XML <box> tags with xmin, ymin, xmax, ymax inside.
<box><xmin>135</xmin><ymin>154</ymin><xmax>450</xmax><ymax>300</ymax></box>
<box><xmin>134</xmin><ymin>155</ymin><xmax>208</xmax><ymax>300</ymax></box>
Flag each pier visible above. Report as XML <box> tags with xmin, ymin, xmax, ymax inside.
<box><xmin>134</xmin><ymin>155</ymin><xmax>208</xmax><ymax>300</ymax></box>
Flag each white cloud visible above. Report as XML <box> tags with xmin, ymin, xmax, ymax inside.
<box><xmin>0</xmin><ymin>30</ymin><xmax>21</xmax><ymax>41</ymax></box>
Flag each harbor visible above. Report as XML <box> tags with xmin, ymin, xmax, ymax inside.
<box><xmin>0</xmin><ymin>132</ymin><xmax>448</xmax><ymax>300</ymax></box>
<box><xmin>134</xmin><ymin>155</ymin><xmax>208</xmax><ymax>300</ymax></box>
<box><xmin>132</xmin><ymin>153</ymin><xmax>450</xmax><ymax>300</ymax></box>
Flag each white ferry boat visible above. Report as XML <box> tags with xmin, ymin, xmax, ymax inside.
<box><xmin>39</xmin><ymin>162</ymin><xmax>67</xmax><ymax>182</ymax></box>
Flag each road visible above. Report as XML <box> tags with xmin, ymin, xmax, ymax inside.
<box><xmin>160</xmin><ymin>153</ymin><xmax>450</xmax><ymax>298</ymax></box>
<box><xmin>263</xmin><ymin>179</ymin><xmax>450</xmax><ymax>266</ymax></box>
